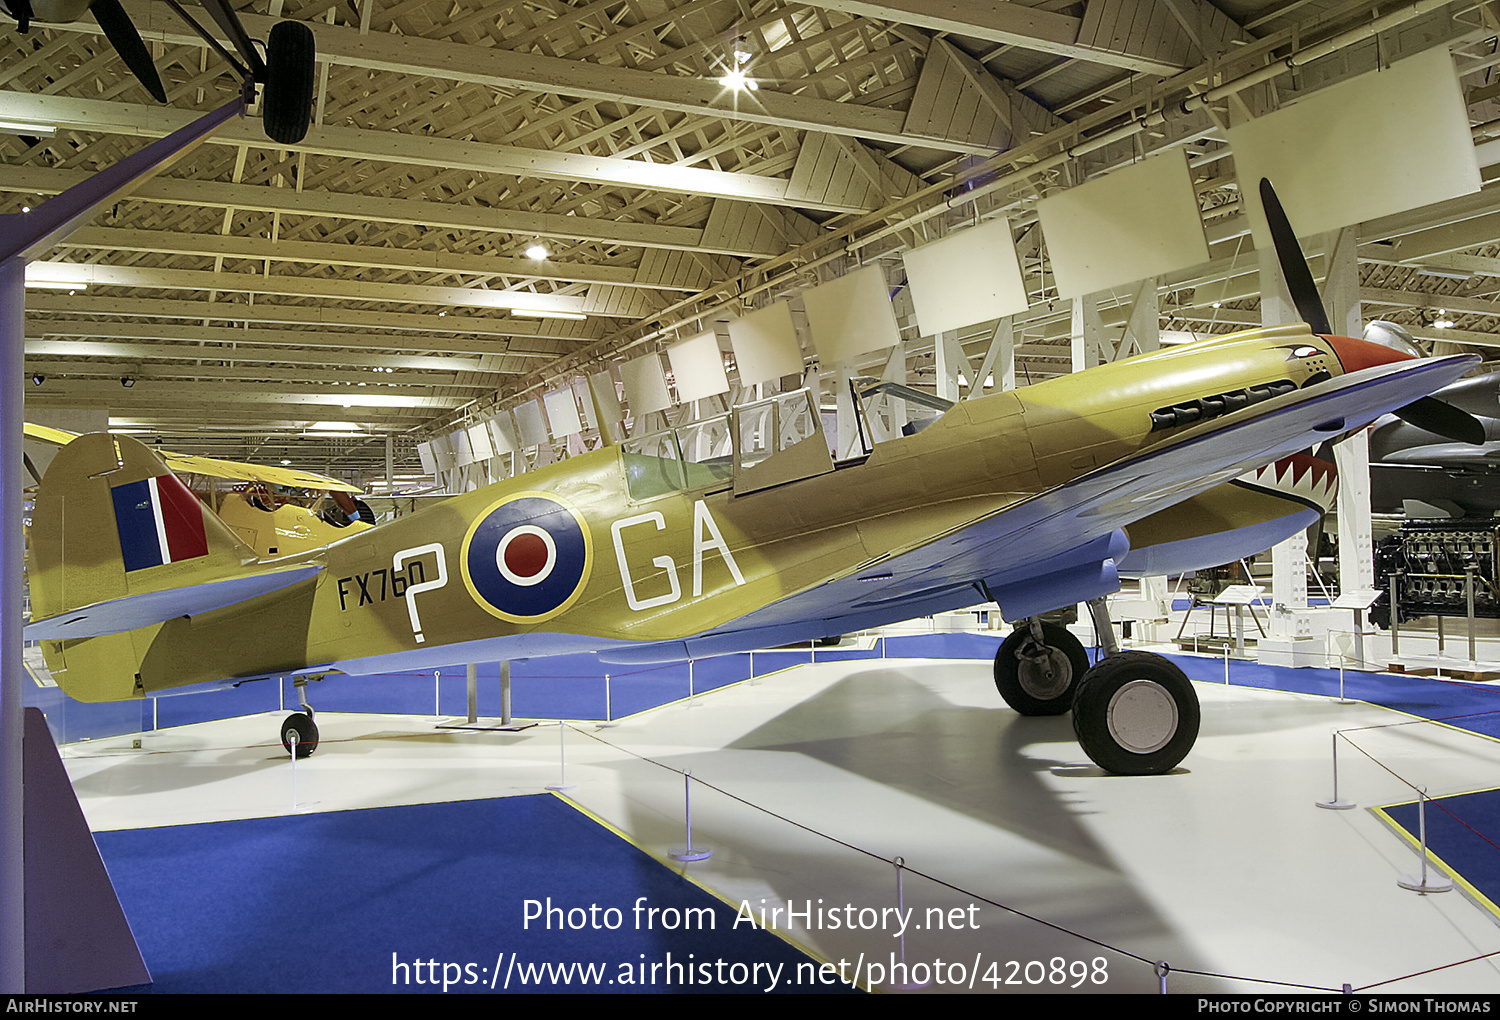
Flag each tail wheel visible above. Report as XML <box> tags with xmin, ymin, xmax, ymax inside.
<box><xmin>993</xmin><ymin>621</ymin><xmax>1088</xmax><ymax>715</ymax></box>
<box><xmin>1072</xmin><ymin>652</ymin><xmax>1199</xmax><ymax>775</ymax></box>
<box><xmin>262</xmin><ymin>21</ymin><xmax>315</xmax><ymax>145</ymax></box>
<box><xmin>280</xmin><ymin>712</ymin><xmax>318</xmax><ymax>758</ymax></box>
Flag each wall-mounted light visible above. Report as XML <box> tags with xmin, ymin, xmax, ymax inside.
<box><xmin>120</xmin><ymin>376</ymin><xmax>135</xmax><ymax>388</ymax></box>
<box><xmin>31</xmin><ymin>374</ymin><xmax>44</xmax><ymax>386</ymax></box>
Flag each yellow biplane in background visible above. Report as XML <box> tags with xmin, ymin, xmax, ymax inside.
<box><xmin>23</xmin><ymin>423</ymin><xmax>374</xmax><ymax>558</ymax></box>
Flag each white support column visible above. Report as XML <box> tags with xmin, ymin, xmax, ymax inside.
<box><xmin>834</xmin><ymin>362</ymin><xmax>862</xmax><ymax>458</ymax></box>
<box><xmin>969</xmin><ymin>317</ymin><xmax>1014</xmax><ymax>395</ymax></box>
<box><xmin>874</xmin><ymin>343</ymin><xmax>908</xmax><ymax>440</ymax></box>
<box><xmin>999</xmin><ymin>318</ymin><xmax>1016</xmax><ymax>390</ymax></box>
<box><xmin>1325</xmin><ymin>226</ymin><xmax>1374</xmax><ymax>594</ymax></box>
<box><xmin>933</xmin><ymin>330</ymin><xmax>965</xmax><ymax>401</ymax></box>
<box><xmin>1119</xmin><ymin>279</ymin><xmax>1160</xmax><ymax>358</ymax></box>
<box><xmin>1071</xmin><ymin>294</ymin><xmax>1104</xmax><ymax>372</ymax></box>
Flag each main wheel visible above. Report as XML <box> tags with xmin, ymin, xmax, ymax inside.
<box><xmin>280</xmin><ymin>712</ymin><xmax>319</xmax><ymax>759</ymax></box>
<box><xmin>993</xmin><ymin>622</ymin><xmax>1089</xmax><ymax>715</ymax></box>
<box><xmin>262</xmin><ymin>21</ymin><xmax>315</xmax><ymax>145</ymax></box>
<box><xmin>1072</xmin><ymin>652</ymin><xmax>1198</xmax><ymax>775</ymax></box>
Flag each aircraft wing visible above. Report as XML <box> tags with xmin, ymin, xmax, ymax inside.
<box><xmin>157</xmin><ymin>453</ymin><xmax>362</xmax><ymax>493</ymax></box>
<box><xmin>699</xmin><ymin>354</ymin><xmax>1477</xmax><ymax>642</ymax></box>
<box><xmin>24</xmin><ymin>564</ymin><xmax>322</xmax><ymax>641</ymax></box>
<box><xmin>23</xmin><ymin>423</ymin><xmax>361</xmax><ymax>492</ymax></box>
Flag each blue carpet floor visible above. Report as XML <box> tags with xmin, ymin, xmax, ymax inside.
<box><xmin>97</xmin><ymin>795</ymin><xmax>849</xmax><ymax>994</ymax></box>
<box><xmin>1380</xmin><ymin>792</ymin><xmax>1500</xmax><ymax>915</ymax></box>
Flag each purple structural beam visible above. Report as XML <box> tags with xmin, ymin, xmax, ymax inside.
<box><xmin>23</xmin><ymin>709</ymin><xmax>151</xmax><ymax>992</ymax></box>
<box><xmin>1</xmin><ymin>95</ymin><xmax>246</xmax><ymax>993</ymax></box>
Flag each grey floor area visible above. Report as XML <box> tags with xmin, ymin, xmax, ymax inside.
<box><xmin>59</xmin><ymin>650</ymin><xmax>1500</xmax><ymax>994</ymax></box>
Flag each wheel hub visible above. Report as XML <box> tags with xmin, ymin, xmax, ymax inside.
<box><xmin>1105</xmin><ymin>679</ymin><xmax>1179</xmax><ymax>754</ymax></box>
<box><xmin>1017</xmin><ymin>646</ymin><xmax>1073</xmax><ymax>700</ymax></box>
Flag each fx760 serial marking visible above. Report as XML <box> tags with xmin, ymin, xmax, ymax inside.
<box><xmin>337</xmin><ymin>561</ymin><xmax>429</xmax><ymax>611</ymax></box>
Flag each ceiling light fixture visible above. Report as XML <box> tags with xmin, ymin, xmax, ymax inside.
<box><xmin>0</xmin><ymin>120</ymin><xmax>58</xmax><ymax>137</ymax></box>
<box><xmin>511</xmin><ymin>309</ymin><xmax>588</xmax><ymax>321</ymax></box>
<box><xmin>525</xmin><ymin>244</ymin><xmax>549</xmax><ymax>261</ymax></box>
<box><xmin>120</xmin><ymin>376</ymin><xmax>135</xmax><ymax>388</ymax></box>
<box><xmin>22</xmin><ymin>280</ymin><xmax>87</xmax><ymax>291</ymax></box>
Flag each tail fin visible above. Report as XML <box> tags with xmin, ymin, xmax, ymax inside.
<box><xmin>27</xmin><ymin>434</ymin><xmax>318</xmax><ymax>701</ymax></box>
<box><xmin>29</xmin><ymin>432</ymin><xmax>258</xmax><ymax>621</ymax></box>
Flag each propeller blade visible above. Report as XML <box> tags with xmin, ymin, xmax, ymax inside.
<box><xmin>90</xmin><ymin>0</ymin><xmax>167</xmax><ymax>103</ymax></box>
<box><xmin>1259</xmin><ymin>178</ymin><xmax>1332</xmax><ymax>335</ymax></box>
<box><xmin>1395</xmin><ymin>396</ymin><xmax>1487</xmax><ymax>445</ymax></box>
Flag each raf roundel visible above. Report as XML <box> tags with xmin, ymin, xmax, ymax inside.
<box><xmin>461</xmin><ymin>493</ymin><xmax>591</xmax><ymax>623</ymax></box>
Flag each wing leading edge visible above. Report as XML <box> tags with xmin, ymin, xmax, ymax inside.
<box><xmin>684</xmin><ymin>353</ymin><xmax>1478</xmax><ymax>647</ymax></box>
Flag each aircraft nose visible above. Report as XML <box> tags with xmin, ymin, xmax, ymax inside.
<box><xmin>1324</xmin><ymin>334</ymin><xmax>1419</xmax><ymax>375</ymax></box>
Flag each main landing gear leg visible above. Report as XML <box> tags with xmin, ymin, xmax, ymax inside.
<box><xmin>280</xmin><ymin>677</ymin><xmax>320</xmax><ymax>759</ymax></box>
<box><xmin>993</xmin><ymin>616</ymin><xmax>1089</xmax><ymax>715</ymax></box>
<box><xmin>1071</xmin><ymin>598</ymin><xmax>1199</xmax><ymax>775</ymax></box>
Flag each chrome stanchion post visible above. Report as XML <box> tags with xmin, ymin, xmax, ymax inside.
<box><xmin>466</xmin><ymin>663</ymin><xmax>477</xmax><ymax>724</ymax></box>
<box><xmin>669</xmin><ymin>769</ymin><xmax>711</xmax><ymax>862</ymax></box>
<box><xmin>1391</xmin><ymin>572</ymin><xmax>1402</xmax><ymax>658</ymax></box>
<box><xmin>1156</xmin><ymin>961</ymin><xmax>1170</xmax><ymax>995</ymax></box>
<box><xmin>598</xmin><ymin>674</ymin><xmax>617</xmax><ymax>728</ymax></box>
<box><xmin>546</xmin><ymin>721</ymin><xmax>576</xmax><ymax>792</ymax></box>
<box><xmin>1399</xmin><ymin>788</ymin><xmax>1454</xmax><ymax>893</ymax></box>
<box><xmin>1316</xmin><ymin>732</ymin><xmax>1355</xmax><ymax>810</ymax></box>
<box><xmin>288</xmin><ymin>732</ymin><xmax>298</xmax><ymax>809</ymax></box>
<box><xmin>1467</xmin><ymin>567</ymin><xmax>1478</xmax><ymax>664</ymax></box>
<box><xmin>889</xmin><ymin>857</ymin><xmax>928</xmax><ymax>990</ymax></box>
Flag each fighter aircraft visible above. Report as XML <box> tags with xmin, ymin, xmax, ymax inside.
<box><xmin>19</xmin><ymin>182</ymin><xmax>1487</xmax><ymax>776</ymax></box>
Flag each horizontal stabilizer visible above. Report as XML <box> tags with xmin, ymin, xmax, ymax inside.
<box><xmin>24</xmin><ymin>564</ymin><xmax>322</xmax><ymax>640</ymax></box>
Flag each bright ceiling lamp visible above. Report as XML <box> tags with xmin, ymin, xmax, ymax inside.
<box><xmin>525</xmin><ymin>244</ymin><xmax>549</xmax><ymax>261</ymax></box>
<box><xmin>718</xmin><ymin>67</ymin><xmax>758</xmax><ymax>92</ymax></box>
<box><xmin>717</xmin><ymin>39</ymin><xmax>758</xmax><ymax>92</ymax></box>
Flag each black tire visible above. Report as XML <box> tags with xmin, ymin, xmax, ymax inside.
<box><xmin>280</xmin><ymin>712</ymin><xmax>318</xmax><ymax>758</ymax></box>
<box><xmin>993</xmin><ymin>622</ymin><xmax>1089</xmax><ymax>715</ymax></box>
<box><xmin>1072</xmin><ymin>652</ymin><xmax>1198</xmax><ymax>775</ymax></box>
<box><xmin>262</xmin><ymin>21</ymin><xmax>315</xmax><ymax>145</ymax></box>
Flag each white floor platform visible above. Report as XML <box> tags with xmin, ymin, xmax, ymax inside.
<box><xmin>58</xmin><ymin>652</ymin><xmax>1500</xmax><ymax>995</ymax></box>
